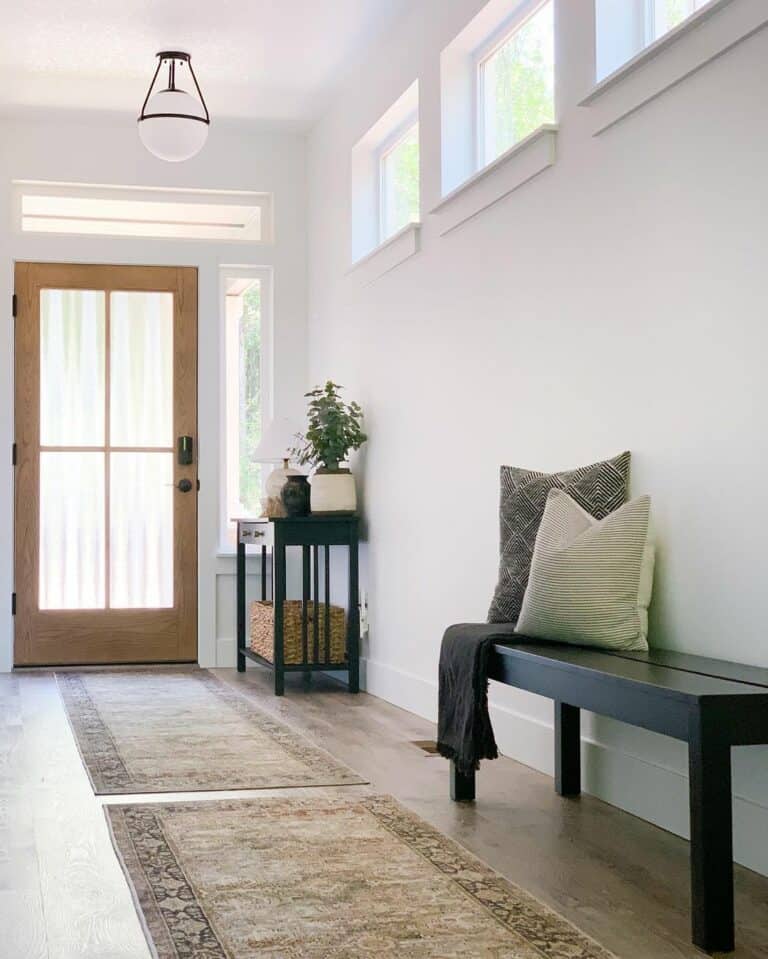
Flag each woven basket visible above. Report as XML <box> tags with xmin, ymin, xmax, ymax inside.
<box><xmin>250</xmin><ymin>600</ymin><xmax>347</xmax><ymax>665</ymax></box>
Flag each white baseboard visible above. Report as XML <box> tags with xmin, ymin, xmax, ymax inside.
<box><xmin>360</xmin><ymin>656</ymin><xmax>768</xmax><ymax>878</ymax></box>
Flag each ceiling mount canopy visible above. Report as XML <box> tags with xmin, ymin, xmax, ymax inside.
<box><xmin>138</xmin><ymin>51</ymin><xmax>210</xmax><ymax>162</ymax></box>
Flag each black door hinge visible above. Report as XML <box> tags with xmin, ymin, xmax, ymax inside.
<box><xmin>11</xmin><ymin>593</ymin><xmax>16</xmax><ymax>615</ymax></box>
<box><xmin>12</xmin><ymin>293</ymin><xmax>17</xmax><ymax>318</ymax></box>
<box><xmin>11</xmin><ymin>443</ymin><xmax>16</xmax><ymax>466</ymax></box>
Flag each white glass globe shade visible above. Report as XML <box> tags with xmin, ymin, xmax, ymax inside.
<box><xmin>138</xmin><ymin>89</ymin><xmax>208</xmax><ymax>162</ymax></box>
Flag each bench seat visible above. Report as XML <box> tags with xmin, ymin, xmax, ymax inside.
<box><xmin>448</xmin><ymin>635</ymin><xmax>768</xmax><ymax>954</ymax></box>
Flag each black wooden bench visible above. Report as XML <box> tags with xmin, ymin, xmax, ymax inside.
<box><xmin>448</xmin><ymin>636</ymin><xmax>768</xmax><ymax>954</ymax></box>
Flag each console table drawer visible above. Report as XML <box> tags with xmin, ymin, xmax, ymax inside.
<box><xmin>237</xmin><ymin>520</ymin><xmax>273</xmax><ymax>548</ymax></box>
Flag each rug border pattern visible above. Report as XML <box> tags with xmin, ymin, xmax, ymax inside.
<box><xmin>107</xmin><ymin>794</ymin><xmax>617</xmax><ymax>959</ymax></box>
<box><xmin>56</xmin><ymin>668</ymin><xmax>365</xmax><ymax>794</ymax></box>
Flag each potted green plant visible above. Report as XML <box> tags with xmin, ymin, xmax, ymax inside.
<box><xmin>291</xmin><ymin>381</ymin><xmax>367</xmax><ymax>514</ymax></box>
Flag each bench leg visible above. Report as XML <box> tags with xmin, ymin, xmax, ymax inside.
<box><xmin>450</xmin><ymin>761</ymin><xmax>476</xmax><ymax>802</ymax></box>
<box><xmin>555</xmin><ymin>701</ymin><xmax>581</xmax><ymax>796</ymax></box>
<box><xmin>688</xmin><ymin>708</ymin><xmax>734</xmax><ymax>954</ymax></box>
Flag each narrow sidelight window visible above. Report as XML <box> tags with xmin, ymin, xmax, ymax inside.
<box><xmin>223</xmin><ymin>269</ymin><xmax>272</xmax><ymax>545</ymax></box>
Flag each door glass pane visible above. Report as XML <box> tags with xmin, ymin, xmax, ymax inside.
<box><xmin>110</xmin><ymin>292</ymin><xmax>173</xmax><ymax>448</ymax></box>
<box><xmin>40</xmin><ymin>452</ymin><xmax>105</xmax><ymax>609</ymax></box>
<box><xmin>110</xmin><ymin>452</ymin><xmax>173</xmax><ymax>608</ymax></box>
<box><xmin>40</xmin><ymin>290</ymin><xmax>105</xmax><ymax>446</ymax></box>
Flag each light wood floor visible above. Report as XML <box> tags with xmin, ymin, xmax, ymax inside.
<box><xmin>2</xmin><ymin>667</ymin><xmax>767</xmax><ymax>959</ymax></box>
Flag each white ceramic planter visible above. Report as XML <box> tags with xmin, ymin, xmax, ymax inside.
<box><xmin>310</xmin><ymin>470</ymin><xmax>357</xmax><ymax>514</ymax></box>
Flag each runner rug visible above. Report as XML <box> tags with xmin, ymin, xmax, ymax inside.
<box><xmin>57</xmin><ymin>669</ymin><xmax>364</xmax><ymax>794</ymax></box>
<box><xmin>107</xmin><ymin>793</ymin><xmax>615</xmax><ymax>958</ymax></box>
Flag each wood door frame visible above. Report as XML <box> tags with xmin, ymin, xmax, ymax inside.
<box><xmin>14</xmin><ymin>262</ymin><xmax>198</xmax><ymax>666</ymax></box>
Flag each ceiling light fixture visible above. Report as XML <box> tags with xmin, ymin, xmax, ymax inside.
<box><xmin>138</xmin><ymin>51</ymin><xmax>210</xmax><ymax>162</ymax></box>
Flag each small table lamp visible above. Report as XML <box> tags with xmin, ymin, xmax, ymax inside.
<box><xmin>253</xmin><ymin>417</ymin><xmax>303</xmax><ymax>517</ymax></box>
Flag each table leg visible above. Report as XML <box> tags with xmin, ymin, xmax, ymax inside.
<box><xmin>555</xmin><ymin>702</ymin><xmax>581</xmax><ymax>796</ymax></box>
<box><xmin>301</xmin><ymin>545</ymin><xmax>311</xmax><ymax>685</ymax></box>
<box><xmin>347</xmin><ymin>537</ymin><xmax>360</xmax><ymax>693</ymax></box>
<box><xmin>236</xmin><ymin>540</ymin><xmax>246</xmax><ymax>673</ymax></box>
<box><xmin>274</xmin><ymin>541</ymin><xmax>286</xmax><ymax>697</ymax></box>
<box><xmin>688</xmin><ymin>707</ymin><xmax>734</xmax><ymax>953</ymax></box>
<box><xmin>450</xmin><ymin>761</ymin><xmax>476</xmax><ymax>802</ymax></box>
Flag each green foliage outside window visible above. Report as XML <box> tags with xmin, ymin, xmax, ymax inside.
<box><xmin>660</xmin><ymin>0</ymin><xmax>693</xmax><ymax>33</ymax></box>
<box><xmin>239</xmin><ymin>283</ymin><xmax>262</xmax><ymax>515</ymax></box>
<box><xmin>482</xmin><ymin>2</ymin><xmax>554</xmax><ymax>163</ymax></box>
<box><xmin>382</xmin><ymin>124</ymin><xmax>420</xmax><ymax>239</ymax></box>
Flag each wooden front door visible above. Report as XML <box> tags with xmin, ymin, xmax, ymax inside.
<box><xmin>14</xmin><ymin>263</ymin><xmax>198</xmax><ymax>666</ymax></box>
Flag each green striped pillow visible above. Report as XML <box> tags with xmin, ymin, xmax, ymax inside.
<box><xmin>515</xmin><ymin>490</ymin><xmax>654</xmax><ymax>652</ymax></box>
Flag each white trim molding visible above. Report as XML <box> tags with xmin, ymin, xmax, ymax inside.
<box><xmin>347</xmin><ymin>222</ymin><xmax>421</xmax><ymax>284</ymax></box>
<box><xmin>429</xmin><ymin>124</ymin><xmax>557</xmax><ymax>236</ymax></box>
<box><xmin>582</xmin><ymin>0</ymin><xmax>768</xmax><ymax>135</ymax></box>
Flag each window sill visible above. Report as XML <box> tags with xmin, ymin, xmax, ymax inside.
<box><xmin>429</xmin><ymin>124</ymin><xmax>558</xmax><ymax>236</ymax></box>
<box><xmin>348</xmin><ymin>222</ymin><xmax>421</xmax><ymax>284</ymax></box>
<box><xmin>581</xmin><ymin>0</ymin><xmax>767</xmax><ymax>134</ymax></box>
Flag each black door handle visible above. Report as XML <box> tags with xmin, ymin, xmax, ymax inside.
<box><xmin>177</xmin><ymin>478</ymin><xmax>193</xmax><ymax>493</ymax></box>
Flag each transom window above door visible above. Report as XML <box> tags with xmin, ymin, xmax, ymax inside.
<box><xmin>13</xmin><ymin>181</ymin><xmax>273</xmax><ymax>243</ymax></box>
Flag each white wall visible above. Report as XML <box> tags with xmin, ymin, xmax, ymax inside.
<box><xmin>306</xmin><ymin>0</ymin><xmax>768</xmax><ymax>875</ymax></box>
<box><xmin>0</xmin><ymin>111</ymin><xmax>307</xmax><ymax>672</ymax></box>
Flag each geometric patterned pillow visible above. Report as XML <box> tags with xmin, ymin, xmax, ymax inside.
<box><xmin>487</xmin><ymin>451</ymin><xmax>631</xmax><ymax>623</ymax></box>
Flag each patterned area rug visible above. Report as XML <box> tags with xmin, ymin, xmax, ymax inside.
<box><xmin>107</xmin><ymin>794</ymin><xmax>616</xmax><ymax>958</ymax></box>
<box><xmin>57</xmin><ymin>669</ymin><xmax>364</xmax><ymax>794</ymax></box>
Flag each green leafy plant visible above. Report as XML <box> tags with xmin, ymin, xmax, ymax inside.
<box><xmin>291</xmin><ymin>381</ymin><xmax>367</xmax><ymax>472</ymax></box>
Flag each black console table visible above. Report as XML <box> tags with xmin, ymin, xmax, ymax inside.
<box><xmin>235</xmin><ymin>515</ymin><xmax>360</xmax><ymax>696</ymax></box>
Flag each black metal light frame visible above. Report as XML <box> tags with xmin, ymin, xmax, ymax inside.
<box><xmin>138</xmin><ymin>51</ymin><xmax>210</xmax><ymax>126</ymax></box>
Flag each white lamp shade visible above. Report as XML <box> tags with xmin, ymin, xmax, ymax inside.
<box><xmin>254</xmin><ymin>416</ymin><xmax>302</xmax><ymax>462</ymax></box>
<box><xmin>138</xmin><ymin>89</ymin><xmax>208</xmax><ymax>162</ymax></box>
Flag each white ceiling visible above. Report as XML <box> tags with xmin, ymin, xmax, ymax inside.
<box><xmin>0</xmin><ymin>0</ymin><xmax>411</xmax><ymax>127</ymax></box>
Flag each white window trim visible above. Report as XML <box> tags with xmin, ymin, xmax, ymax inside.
<box><xmin>429</xmin><ymin>122</ymin><xmax>557</xmax><ymax>236</ymax></box>
<box><xmin>473</xmin><ymin>0</ymin><xmax>550</xmax><ymax>171</ymax></box>
<box><xmin>351</xmin><ymin>80</ymin><xmax>420</xmax><ymax>265</ymax></box>
<box><xmin>347</xmin><ymin>221</ymin><xmax>421</xmax><ymax>284</ymax></box>
<box><xmin>581</xmin><ymin>0</ymin><xmax>764</xmax><ymax>136</ymax></box>
<box><xmin>377</xmin><ymin>115</ymin><xmax>419</xmax><ymax>244</ymax></box>
<box><xmin>219</xmin><ymin>264</ymin><xmax>274</xmax><ymax>552</ymax></box>
<box><xmin>585</xmin><ymin>0</ymin><xmax>735</xmax><ymax>105</ymax></box>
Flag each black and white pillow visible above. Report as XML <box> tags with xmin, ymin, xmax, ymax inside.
<box><xmin>487</xmin><ymin>451</ymin><xmax>631</xmax><ymax>624</ymax></box>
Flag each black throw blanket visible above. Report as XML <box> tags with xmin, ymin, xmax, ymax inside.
<box><xmin>437</xmin><ymin>622</ymin><xmax>518</xmax><ymax>776</ymax></box>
